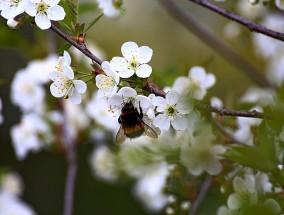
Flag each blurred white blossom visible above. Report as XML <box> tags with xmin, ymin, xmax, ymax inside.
<box><xmin>89</xmin><ymin>145</ymin><xmax>118</xmax><ymax>182</ymax></box>
<box><xmin>11</xmin><ymin>68</ymin><xmax>45</xmax><ymax>113</ymax></box>
<box><xmin>10</xmin><ymin>113</ymin><xmax>50</xmax><ymax>160</ymax></box>
<box><xmin>253</xmin><ymin>15</ymin><xmax>284</xmax><ymax>59</ymax></box>
<box><xmin>0</xmin><ymin>173</ymin><xmax>36</xmax><ymax>215</ymax></box>
<box><xmin>180</xmin><ymin>126</ymin><xmax>226</xmax><ymax>176</ymax></box>
<box><xmin>236</xmin><ymin>0</ymin><xmax>265</xmax><ymax>20</ymax></box>
<box><xmin>86</xmin><ymin>92</ymin><xmax>119</xmax><ymax>132</ymax></box>
<box><xmin>173</xmin><ymin>66</ymin><xmax>216</xmax><ymax>100</ymax></box>
<box><xmin>0</xmin><ymin>192</ymin><xmax>36</xmax><ymax>215</ymax></box>
<box><xmin>227</xmin><ymin>174</ymin><xmax>258</xmax><ymax>209</ymax></box>
<box><xmin>134</xmin><ymin>162</ymin><xmax>168</xmax><ymax>211</ymax></box>
<box><xmin>110</xmin><ymin>41</ymin><xmax>153</xmax><ymax>78</ymax></box>
<box><xmin>95</xmin><ymin>0</ymin><xmax>122</xmax><ymax>18</ymax></box>
<box><xmin>239</xmin><ymin>86</ymin><xmax>275</xmax><ymax>106</ymax></box>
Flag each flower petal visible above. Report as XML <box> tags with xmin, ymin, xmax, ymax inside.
<box><xmin>136</xmin><ymin>95</ymin><xmax>150</xmax><ymax>109</ymax></box>
<box><xmin>171</xmin><ymin>116</ymin><xmax>187</xmax><ymax>130</ymax></box>
<box><xmin>62</xmin><ymin>65</ymin><xmax>74</xmax><ymax>79</ymax></box>
<box><xmin>35</xmin><ymin>14</ymin><xmax>51</xmax><ymax>30</ymax></box>
<box><xmin>50</xmin><ymin>82</ymin><xmax>66</xmax><ymax>98</ymax></box>
<box><xmin>153</xmin><ymin>114</ymin><xmax>170</xmax><ymax>131</ymax></box>
<box><xmin>47</xmin><ymin>5</ymin><xmax>65</xmax><ymax>21</ymax></box>
<box><xmin>118</xmin><ymin>69</ymin><xmax>134</xmax><ymax>78</ymax></box>
<box><xmin>153</xmin><ymin>96</ymin><xmax>167</xmax><ymax>112</ymax></box>
<box><xmin>166</xmin><ymin>90</ymin><xmax>179</xmax><ymax>105</ymax></box>
<box><xmin>172</xmin><ymin>77</ymin><xmax>189</xmax><ymax>94</ymax></box>
<box><xmin>63</xmin><ymin>51</ymin><xmax>71</xmax><ymax>66</ymax></box>
<box><xmin>136</xmin><ymin>64</ymin><xmax>152</xmax><ymax>78</ymax></box>
<box><xmin>227</xmin><ymin>193</ymin><xmax>243</xmax><ymax>210</ymax></box>
<box><xmin>74</xmin><ymin>80</ymin><xmax>87</xmax><ymax>93</ymax></box>
<box><xmin>108</xmin><ymin>94</ymin><xmax>123</xmax><ymax>106</ymax></box>
<box><xmin>110</xmin><ymin>57</ymin><xmax>128</xmax><ymax>72</ymax></box>
<box><xmin>176</xmin><ymin>98</ymin><xmax>193</xmax><ymax>114</ymax></box>
<box><xmin>189</xmin><ymin>66</ymin><xmax>206</xmax><ymax>81</ymax></box>
<box><xmin>203</xmin><ymin>73</ymin><xmax>216</xmax><ymax>89</ymax></box>
<box><xmin>118</xmin><ymin>87</ymin><xmax>137</xmax><ymax>97</ymax></box>
<box><xmin>137</xmin><ymin>46</ymin><xmax>153</xmax><ymax>64</ymax></box>
<box><xmin>69</xmin><ymin>90</ymin><xmax>82</xmax><ymax>104</ymax></box>
<box><xmin>121</xmin><ymin>41</ymin><xmax>138</xmax><ymax>61</ymax></box>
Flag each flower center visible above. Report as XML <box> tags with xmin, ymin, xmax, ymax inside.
<box><xmin>112</xmin><ymin>0</ymin><xmax>123</xmax><ymax>8</ymax></box>
<box><xmin>55</xmin><ymin>57</ymin><xmax>63</xmax><ymax>72</ymax></box>
<box><xmin>128</xmin><ymin>59</ymin><xmax>139</xmax><ymax>71</ymax></box>
<box><xmin>10</xmin><ymin>0</ymin><xmax>21</xmax><ymax>7</ymax></box>
<box><xmin>102</xmin><ymin>76</ymin><xmax>115</xmax><ymax>88</ymax></box>
<box><xmin>36</xmin><ymin>1</ymin><xmax>50</xmax><ymax>14</ymax></box>
<box><xmin>166</xmin><ymin>105</ymin><xmax>177</xmax><ymax>116</ymax></box>
<box><xmin>64</xmin><ymin>79</ymin><xmax>75</xmax><ymax>99</ymax></box>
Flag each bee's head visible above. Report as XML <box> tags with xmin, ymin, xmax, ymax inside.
<box><xmin>121</xmin><ymin>101</ymin><xmax>135</xmax><ymax>112</ymax></box>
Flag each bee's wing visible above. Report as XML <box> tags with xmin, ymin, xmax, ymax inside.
<box><xmin>143</xmin><ymin>123</ymin><xmax>158</xmax><ymax>139</ymax></box>
<box><xmin>116</xmin><ymin>126</ymin><xmax>126</xmax><ymax>144</ymax></box>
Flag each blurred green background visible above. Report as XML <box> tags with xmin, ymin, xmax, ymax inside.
<box><xmin>0</xmin><ymin>0</ymin><xmax>268</xmax><ymax>214</ymax></box>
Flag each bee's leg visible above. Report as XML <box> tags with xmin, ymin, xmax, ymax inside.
<box><xmin>138</xmin><ymin>101</ymin><xmax>143</xmax><ymax>119</ymax></box>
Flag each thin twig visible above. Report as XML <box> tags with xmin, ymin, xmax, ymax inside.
<box><xmin>202</xmin><ymin>104</ymin><xmax>265</xmax><ymax>118</ymax></box>
<box><xmin>158</xmin><ymin>0</ymin><xmax>272</xmax><ymax>88</ymax></box>
<box><xmin>63</xmin><ymin>138</ymin><xmax>77</xmax><ymax>215</ymax></box>
<box><xmin>50</xmin><ymin>23</ymin><xmax>103</xmax><ymax>65</ymax></box>
<box><xmin>189</xmin><ymin>175</ymin><xmax>212</xmax><ymax>215</ymax></box>
<box><xmin>189</xmin><ymin>0</ymin><xmax>284</xmax><ymax>42</ymax></box>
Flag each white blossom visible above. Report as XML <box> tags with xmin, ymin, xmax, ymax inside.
<box><xmin>134</xmin><ymin>162</ymin><xmax>168</xmax><ymax>211</ymax></box>
<box><xmin>49</xmin><ymin>57</ymin><xmax>87</xmax><ymax>104</ymax></box>
<box><xmin>96</xmin><ymin>61</ymin><xmax>120</xmax><ymax>98</ymax></box>
<box><xmin>89</xmin><ymin>145</ymin><xmax>118</xmax><ymax>182</ymax></box>
<box><xmin>110</xmin><ymin>42</ymin><xmax>153</xmax><ymax>78</ymax></box>
<box><xmin>11</xmin><ymin>68</ymin><xmax>45</xmax><ymax>113</ymax></box>
<box><xmin>173</xmin><ymin>66</ymin><xmax>216</xmax><ymax>100</ymax></box>
<box><xmin>275</xmin><ymin>0</ymin><xmax>284</xmax><ymax>10</ymax></box>
<box><xmin>7</xmin><ymin>17</ymin><xmax>21</xmax><ymax>29</ymax></box>
<box><xmin>180</xmin><ymin>126</ymin><xmax>226</xmax><ymax>176</ymax></box>
<box><xmin>86</xmin><ymin>92</ymin><xmax>119</xmax><ymax>132</ymax></box>
<box><xmin>10</xmin><ymin>113</ymin><xmax>49</xmax><ymax>160</ymax></box>
<box><xmin>227</xmin><ymin>175</ymin><xmax>258</xmax><ymax>209</ymax></box>
<box><xmin>153</xmin><ymin>90</ymin><xmax>193</xmax><ymax>131</ymax></box>
<box><xmin>1</xmin><ymin>173</ymin><xmax>23</xmax><ymax>196</ymax></box>
<box><xmin>0</xmin><ymin>191</ymin><xmax>36</xmax><ymax>215</ymax></box>
<box><xmin>239</xmin><ymin>86</ymin><xmax>275</xmax><ymax>106</ymax></box>
<box><xmin>25</xmin><ymin>0</ymin><xmax>66</xmax><ymax>30</ymax></box>
<box><xmin>95</xmin><ymin>0</ymin><xmax>122</xmax><ymax>18</ymax></box>
<box><xmin>0</xmin><ymin>0</ymin><xmax>27</xmax><ymax>19</ymax></box>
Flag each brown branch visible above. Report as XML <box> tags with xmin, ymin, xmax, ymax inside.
<box><xmin>158</xmin><ymin>0</ymin><xmax>273</xmax><ymax>88</ymax></box>
<box><xmin>201</xmin><ymin>103</ymin><xmax>265</xmax><ymax>118</ymax></box>
<box><xmin>50</xmin><ymin>23</ymin><xmax>103</xmax><ymax>65</ymax></box>
<box><xmin>188</xmin><ymin>0</ymin><xmax>284</xmax><ymax>42</ymax></box>
<box><xmin>189</xmin><ymin>175</ymin><xmax>212</xmax><ymax>215</ymax></box>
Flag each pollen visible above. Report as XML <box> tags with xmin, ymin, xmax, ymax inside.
<box><xmin>166</xmin><ymin>105</ymin><xmax>177</xmax><ymax>116</ymax></box>
<box><xmin>36</xmin><ymin>1</ymin><xmax>50</xmax><ymax>14</ymax></box>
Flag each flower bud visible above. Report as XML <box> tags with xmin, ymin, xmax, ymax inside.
<box><xmin>7</xmin><ymin>18</ymin><xmax>22</xmax><ymax>29</ymax></box>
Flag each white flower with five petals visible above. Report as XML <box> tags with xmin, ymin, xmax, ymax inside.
<box><xmin>0</xmin><ymin>0</ymin><xmax>27</xmax><ymax>19</ymax></box>
<box><xmin>25</xmin><ymin>0</ymin><xmax>66</xmax><ymax>30</ymax></box>
<box><xmin>96</xmin><ymin>61</ymin><xmax>120</xmax><ymax>98</ymax></box>
<box><xmin>173</xmin><ymin>66</ymin><xmax>216</xmax><ymax>100</ymax></box>
<box><xmin>152</xmin><ymin>90</ymin><xmax>193</xmax><ymax>131</ymax></box>
<box><xmin>49</xmin><ymin>62</ymin><xmax>86</xmax><ymax>104</ymax></box>
<box><xmin>110</xmin><ymin>42</ymin><xmax>153</xmax><ymax>78</ymax></box>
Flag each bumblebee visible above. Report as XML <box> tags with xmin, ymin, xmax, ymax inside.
<box><xmin>116</xmin><ymin>101</ymin><xmax>158</xmax><ymax>144</ymax></box>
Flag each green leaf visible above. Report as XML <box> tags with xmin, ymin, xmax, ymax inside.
<box><xmin>57</xmin><ymin>43</ymin><xmax>72</xmax><ymax>55</ymax></box>
<box><xmin>85</xmin><ymin>13</ymin><xmax>104</xmax><ymax>32</ymax></box>
<box><xmin>224</xmin><ymin>145</ymin><xmax>276</xmax><ymax>173</ymax></box>
<box><xmin>64</xmin><ymin>0</ymin><xmax>78</xmax><ymax>26</ymax></box>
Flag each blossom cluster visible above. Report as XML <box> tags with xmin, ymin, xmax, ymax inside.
<box><xmin>0</xmin><ymin>0</ymin><xmax>65</xmax><ymax>29</ymax></box>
